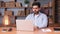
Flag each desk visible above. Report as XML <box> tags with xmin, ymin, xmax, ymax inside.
<box><xmin>0</xmin><ymin>27</ymin><xmax>60</xmax><ymax>34</ymax></box>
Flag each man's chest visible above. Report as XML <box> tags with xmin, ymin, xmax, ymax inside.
<box><xmin>30</xmin><ymin>16</ymin><xmax>43</xmax><ymax>21</ymax></box>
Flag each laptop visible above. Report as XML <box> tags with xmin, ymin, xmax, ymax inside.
<box><xmin>16</xmin><ymin>20</ymin><xmax>34</xmax><ymax>31</ymax></box>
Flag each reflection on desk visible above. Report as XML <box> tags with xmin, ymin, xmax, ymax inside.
<box><xmin>17</xmin><ymin>31</ymin><xmax>33</xmax><ymax>34</ymax></box>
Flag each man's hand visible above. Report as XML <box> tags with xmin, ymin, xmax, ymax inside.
<box><xmin>34</xmin><ymin>26</ymin><xmax>39</xmax><ymax>31</ymax></box>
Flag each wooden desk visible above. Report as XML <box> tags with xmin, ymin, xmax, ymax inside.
<box><xmin>0</xmin><ymin>27</ymin><xmax>60</xmax><ymax>34</ymax></box>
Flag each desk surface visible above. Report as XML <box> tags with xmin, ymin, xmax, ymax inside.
<box><xmin>0</xmin><ymin>27</ymin><xmax>60</xmax><ymax>34</ymax></box>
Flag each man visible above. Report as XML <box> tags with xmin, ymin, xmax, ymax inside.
<box><xmin>25</xmin><ymin>2</ymin><xmax>48</xmax><ymax>30</ymax></box>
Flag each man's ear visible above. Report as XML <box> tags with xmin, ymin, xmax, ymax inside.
<box><xmin>39</xmin><ymin>8</ymin><xmax>41</xmax><ymax>10</ymax></box>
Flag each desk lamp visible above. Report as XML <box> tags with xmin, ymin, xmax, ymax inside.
<box><xmin>2</xmin><ymin>15</ymin><xmax>12</xmax><ymax>32</ymax></box>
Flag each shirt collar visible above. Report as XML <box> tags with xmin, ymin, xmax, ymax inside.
<box><xmin>32</xmin><ymin>12</ymin><xmax>41</xmax><ymax>17</ymax></box>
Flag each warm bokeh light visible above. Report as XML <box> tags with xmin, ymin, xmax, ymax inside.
<box><xmin>3</xmin><ymin>15</ymin><xmax>10</xmax><ymax>26</ymax></box>
<box><xmin>4</xmin><ymin>17</ymin><xmax>9</xmax><ymax>25</ymax></box>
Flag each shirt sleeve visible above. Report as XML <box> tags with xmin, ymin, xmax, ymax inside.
<box><xmin>38</xmin><ymin>15</ymin><xmax>48</xmax><ymax>28</ymax></box>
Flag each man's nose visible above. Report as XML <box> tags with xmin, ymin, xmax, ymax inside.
<box><xmin>33</xmin><ymin>9</ymin><xmax>36</xmax><ymax>11</ymax></box>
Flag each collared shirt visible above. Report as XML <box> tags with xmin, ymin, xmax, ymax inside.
<box><xmin>25</xmin><ymin>12</ymin><xmax>48</xmax><ymax>28</ymax></box>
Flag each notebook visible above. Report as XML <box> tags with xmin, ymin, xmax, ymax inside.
<box><xmin>16</xmin><ymin>20</ymin><xmax>34</xmax><ymax>31</ymax></box>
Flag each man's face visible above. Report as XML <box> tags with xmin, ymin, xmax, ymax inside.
<box><xmin>32</xmin><ymin>5</ymin><xmax>40</xmax><ymax>14</ymax></box>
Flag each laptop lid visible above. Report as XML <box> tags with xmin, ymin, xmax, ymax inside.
<box><xmin>16</xmin><ymin>20</ymin><xmax>34</xmax><ymax>31</ymax></box>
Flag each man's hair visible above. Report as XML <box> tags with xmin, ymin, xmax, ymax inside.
<box><xmin>32</xmin><ymin>2</ymin><xmax>41</xmax><ymax>8</ymax></box>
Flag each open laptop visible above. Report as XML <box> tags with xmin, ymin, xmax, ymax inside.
<box><xmin>16</xmin><ymin>20</ymin><xmax>34</xmax><ymax>31</ymax></box>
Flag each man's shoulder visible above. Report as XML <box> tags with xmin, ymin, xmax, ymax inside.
<box><xmin>27</xmin><ymin>13</ymin><xmax>33</xmax><ymax>16</ymax></box>
<box><xmin>40</xmin><ymin>13</ymin><xmax>47</xmax><ymax>17</ymax></box>
<box><xmin>25</xmin><ymin>13</ymin><xmax>33</xmax><ymax>20</ymax></box>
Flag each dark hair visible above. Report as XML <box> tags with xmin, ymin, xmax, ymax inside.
<box><xmin>32</xmin><ymin>2</ymin><xmax>41</xmax><ymax>8</ymax></box>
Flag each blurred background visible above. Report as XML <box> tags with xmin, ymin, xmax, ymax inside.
<box><xmin>0</xmin><ymin>0</ymin><xmax>60</xmax><ymax>27</ymax></box>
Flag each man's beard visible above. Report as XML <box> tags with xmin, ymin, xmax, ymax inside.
<box><xmin>34</xmin><ymin>11</ymin><xmax>39</xmax><ymax>15</ymax></box>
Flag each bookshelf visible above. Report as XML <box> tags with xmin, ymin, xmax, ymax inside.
<box><xmin>0</xmin><ymin>0</ymin><xmax>55</xmax><ymax>27</ymax></box>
